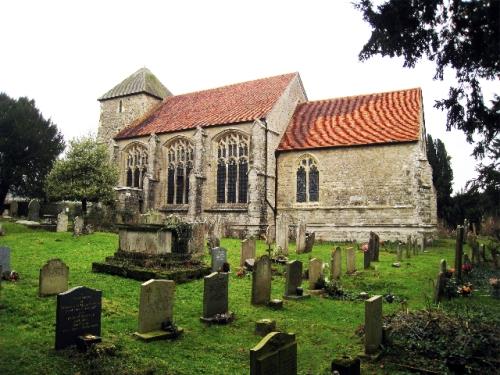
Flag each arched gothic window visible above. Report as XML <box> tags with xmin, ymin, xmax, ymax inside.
<box><xmin>125</xmin><ymin>144</ymin><xmax>148</xmax><ymax>188</ymax></box>
<box><xmin>165</xmin><ymin>138</ymin><xmax>193</xmax><ymax>205</ymax></box>
<box><xmin>216</xmin><ymin>132</ymin><xmax>249</xmax><ymax>204</ymax></box>
<box><xmin>296</xmin><ymin>155</ymin><xmax>319</xmax><ymax>202</ymax></box>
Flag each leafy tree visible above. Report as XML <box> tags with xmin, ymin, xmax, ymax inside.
<box><xmin>45</xmin><ymin>136</ymin><xmax>118</xmax><ymax>213</ymax></box>
<box><xmin>355</xmin><ymin>0</ymin><xmax>499</xmax><ymax>191</ymax></box>
<box><xmin>0</xmin><ymin>93</ymin><xmax>64</xmax><ymax>210</ymax></box>
<box><xmin>426</xmin><ymin>135</ymin><xmax>454</xmax><ymax>225</ymax></box>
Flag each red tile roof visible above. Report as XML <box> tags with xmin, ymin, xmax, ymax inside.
<box><xmin>278</xmin><ymin>88</ymin><xmax>422</xmax><ymax>151</ymax></box>
<box><xmin>115</xmin><ymin>73</ymin><xmax>298</xmax><ymax>139</ymax></box>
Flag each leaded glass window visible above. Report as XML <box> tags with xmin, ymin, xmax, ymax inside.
<box><xmin>216</xmin><ymin>132</ymin><xmax>249</xmax><ymax>204</ymax></box>
<box><xmin>165</xmin><ymin>138</ymin><xmax>193</xmax><ymax>205</ymax></box>
<box><xmin>125</xmin><ymin>144</ymin><xmax>148</xmax><ymax>188</ymax></box>
<box><xmin>296</xmin><ymin>155</ymin><xmax>319</xmax><ymax>203</ymax></box>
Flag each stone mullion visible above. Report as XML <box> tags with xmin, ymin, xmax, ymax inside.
<box><xmin>224</xmin><ymin>159</ymin><xmax>228</xmax><ymax>204</ymax></box>
<box><xmin>173</xmin><ymin>164</ymin><xmax>178</xmax><ymax>205</ymax></box>
<box><xmin>235</xmin><ymin>157</ymin><xmax>240</xmax><ymax>203</ymax></box>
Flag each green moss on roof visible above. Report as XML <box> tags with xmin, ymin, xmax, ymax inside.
<box><xmin>98</xmin><ymin>68</ymin><xmax>172</xmax><ymax>101</ymax></box>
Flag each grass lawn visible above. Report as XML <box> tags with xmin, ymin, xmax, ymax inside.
<box><xmin>0</xmin><ymin>220</ymin><xmax>498</xmax><ymax>374</ymax></box>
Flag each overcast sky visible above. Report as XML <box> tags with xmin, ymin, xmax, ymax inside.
<box><xmin>1</xmin><ymin>0</ymin><xmax>495</xmax><ymax>193</ymax></box>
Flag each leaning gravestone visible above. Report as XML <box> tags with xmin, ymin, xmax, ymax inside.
<box><xmin>0</xmin><ymin>247</ymin><xmax>11</xmax><ymax>275</ymax></box>
<box><xmin>201</xmin><ymin>272</ymin><xmax>233</xmax><ymax>323</ymax></box>
<box><xmin>211</xmin><ymin>247</ymin><xmax>227</xmax><ymax>272</ymax></box>
<box><xmin>134</xmin><ymin>279</ymin><xmax>182</xmax><ymax>341</ymax></box>
<box><xmin>331</xmin><ymin>247</ymin><xmax>342</xmax><ymax>280</ymax></box>
<box><xmin>73</xmin><ymin>216</ymin><xmax>84</xmax><ymax>236</ymax></box>
<box><xmin>56</xmin><ymin>212</ymin><xmax>69</xmax><ymax>233</ymax></box>
<box><xmin>295</xmin><ymin>220</ymin><xmax>306</xmax><ymax>254</ymax></box>
<box><xmin>276</xmin><ymin>214</ymin><xmax>289</xmax><ymax>255</ymax></box>
<box><xmin>27</xmin><ymin>199</ymin><xmax>40</xmax><ymax>221</ymax></box>
<box><xmin>252</xmin><ymin>255</ymin><xmax>272</xmax><ymax>305</ymax></box>
<box><xmin>283</xmin><ymin>260</ymin><xmax>309</xmax><ymax>299</ymax></box>
<box><xmin>308</xmin><ymin>258</ymin><xmax>323</xmax><ymax>290</ymax></box>
<box><xmin>39</xmin><ymin>259</ymin><xmax>69</xmax><ymax>297</ymax></box>
<box><xmin>364</xmin><ymin>295</ymin><xmax>382</xmax><ymax>355</ymax></box>
<box><xmin>241</xmin><ymin>238</ymin><xmax>256</xmax><ymax>267</ymax></box>
<box><xmin>55</xmin><ymin>286</ymin><xmax>102</xmax><ymax>350</ymax></box>
<box><xmin>250</xmin><ymin>331</ymin><xmax>297</xmax><ymax>375</ymax></box>
<box><xmin>346</xmin><ymin>247</ymin><xmax>356</xmax><ymax>274</ymax></box>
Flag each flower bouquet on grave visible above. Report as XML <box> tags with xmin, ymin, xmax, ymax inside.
<box><xmin>457</xmin><ymin>282</ymin><xmax>473</xmax><ymax>297</ymax></box>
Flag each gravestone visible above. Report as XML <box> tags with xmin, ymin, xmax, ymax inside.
<box><xmin>250</xmin><ymin>331</ymin><xmax>297</xmax><ymax>375</ymax></box>
<box><xmin>363</xmin><ymin>250</ymin><xmax>370</xmax><ymax>270</ymax></box>
<box><xmin>241</xmin><ymin>238</ymin><xmax>256</xmax><ymax>267</ymax></box>
<box><xmin>369</xmin><ymin>232</ymin><xmax>380</xmax><ymax>261</ymax></box>
<box><xmin>434</xmin><ymin>259</ymin><xmax>447</xmax><ymax>303</ymax></box>
<box><xmin>295</xmin><ymin>221</ymin><xmax>306</xmax><ymax>254</ymax></box>
<box><xmin>27</xmin><ymin>199</ymin><xmax>40</xmax><ymax>221</ymax></box>
<box><xmin>283</xmin><ymin>260</ymin><xmax>309</xmax><ymax>299</ymax></box>
<box><xmin>255</xmin><ymin>319</ymin><xmax>276</xmax><ymax>337</ymax></box>
<box><xmin>331</xmin><ymin>356</ymin><xmax>361</xmax><ymax>375</ymax></box>
<box><xmin>304</xmin><ymin>231</ymin><xmax>315</xmax><ymax>253</ymax></box>
<box><xmin>364</xmin><ymin>295</ymin><xmax>382</xmax><ymax>354</ymax></box>
<box><xmin>39</xmin><ymin>259</ymin><xmax>69</xmax><ymax>297</ymax></box>
<box><xmin>190</xmin><ymin>222</ymin><xmax>206</xmax><ymax>256</ymax></box>
<box><xmin>412</xmin><ymin>236</ymin><xmax>418</xmax><ymax>255</ymax></box>
<box><xmin>252</xmin><ymin>255</ymin><xmax>272</xmax><ymax>305</ymax></box>
<box><xmin>396</xmin><ymin>242</ymin><xmax>403</xmax><ymax>261</ymax></box>
<box><xmin>0</xmin><ymin>247</ymin><xmax>11</xmax><ymax>275</ymax></box>
<box><xmin>201</xmin><ymin>272</ymin><xmax>233</xmax><ymax>323</ymax></box>
<box><xmin>455</xmin><ymin>226</ymin><xmax>464</xmax><ymax>280</ymax></box>
<box><xmin>331</xmin><ymin>247</ymin><xmax>342</xmax><ymax>280</ymax></box>
<box><xmin>134</xmin><ymin>279</ymin><xmax>182</xmax><ymax>341</ymax></box>
<box><xmin>55</xmin><ymin>286</ymin><xmax>102</xmax><ymax>350</ymax></box>
<box><xmin>481</xmin><ymin>244</ymin><xmax>486</xmax><ymax>263</ymax></box>
<box><xmin>73</xmin><ymin>216</ymin><xmax>84</xmax><ymax>236</ymax></box>
<box><xmin>56</xmin><ymin>212</ymin><xmax>69</xmax><ymax>233</ymax></box>
<box><xmin>207</xmin><ymin>234</ymin><xmax>220</xmax><ymax>252</ymax></box>
<box><xmin>406</xmin><ymin>235</ymin><xmax>412</xmax><ymax>258</ymax></box>
<box><xmin>276</xmin><ymin>214</ymin><xmax>289</xmax><ymax>255</ymax></box>
<box><xmin>265</xmin><ymin>225</ymin><xmax>275</xmax><ymax>246</ymax></box>
<box><xmin>10</xmin><ymin>201</ymin><xmax>18</xmax><ymax>217</ymax></box>
<box><xmin>211</xmin><ymin>247</ymin><xmax>227</xmax><ymax>272</ymax></box>
<box><xmin>346</xmin><ymin>247</ymin><xmax>356</xmax><ymax>274</ymax></box>
<box><xmin>463</xmin><ymin>219</ymin><xmax>468</xmax><ymax>243</ymax></box>
<box><xmin>308</xmin><ymin>258</ymin><xmax>323</xmax><ymax>289</ymax></box>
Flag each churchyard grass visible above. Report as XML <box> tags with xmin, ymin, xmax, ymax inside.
<box><xmin>0</xmin><ymin>220</ymin><xmax>498</xmax><ymax>374</ymax></box>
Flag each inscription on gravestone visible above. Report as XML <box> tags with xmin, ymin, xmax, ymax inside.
<box><xmin>0</xmin><ymin>247</ymin><xmax>11</xmax><ymax>275</ymax></box>
<box><xmin>250</xmin><ymin>331</ymin><xmax>297</xmax><ymax>375</ymax></box>
<box><xmin>211</xmin><ymin>247</ymin><xmax>227</xmax><ymax>272</ymax></box>
<box><xmin>55</xmin><ymin>286</ymin><xmax>102</xmax><ymax>350</ymax></box>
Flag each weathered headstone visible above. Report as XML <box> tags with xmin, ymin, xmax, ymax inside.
<box><xmin>201</xmin><ymin>272</ymin><xmax>233</xmax><ymax>323</ymax></box>
<box><xmin>363</xmin><ymin>250</ymin><xmax>370</xmax><ymax>270</ymax></box>
<box><xmin>241</xmin><ymin>238</ymin><xmax>256</xmax><ymax>267</ymax></box>
<box><xmin>189</xmin><ymin>222</ymin><xmax>206</xmax><ymax>256</ymax></box>
<box><xmin>56</xmin><ymin>212</ymin><xmax>69</xmax><ymax>233</ymax></box>
<box><xmin>455</xmin><ymin>226</ymin><xmax>464</xmax><ymax>280</ymax></box>
<box><xmin>346</xmin><ymin>247</ymin><xmax>356</xmax><ymax>274</ymax></box>
<box><xmin>406</xmin><ymin>235</ymin><xmax>412</xmax><ymax>258</ymax></box>
<box><xmin>250</xmin><ymin>331</ymin><xmax>297</xmax><ymax>375</ymax></box>
<box><xmin>39</xmin><ymin>259</ymin><xmax>69</xmax><ymax>297</ymax></box>
<box><xmin>0</xmin><ymin>247</ymin><xmax>11</xmax><ymax>275</ymax></box>
<box><xmin>412</xmin><ymin>236</ymin><xmax>418</xmax><ymax>255</ymax></box>
<box><xmin>331</xmin><ymin>356</ymin><xmax>361</xmax><ymax>375</ymax></box>
<box><xmin>10</xmin><ymin>201</ymin><xmax>18</xmax><ymax>217</ymax></box>
<box><xmin>304</xmin><ymin>231</ymin><xmax>315</xmax><ymax>253</ymax></box>
<box><xmin>73</xmin><ymin>216</ymin><xmax>84</xmax><ymax>236</ymax></box>
<box><xmin>396</xmin><ymin>242</ymin><xmax>402</xmax><ymax>261</ymax></box>
<box><xmin>265</xmin><ymin>225</ymin><xmax>275</xmax><ymax>246</ymax></box>
<box><xmin>211</xmin><ymin>247</ymin><xmax>227</xmax><ymax>272</ymax></box>
<box><xmin>308</xmin><ymin>258</ymin><xmax>323</xmax><ymax>289</ymax></box>
<box><xmin>295</xmin><ymin>221</ymin><xmax>306</xmax><ymax>254</ymax></box>
<box><xmin>364</xmin><ymin>295</ymin><xmax>382</xmax><ymax>355</ymax></box>
<box><xmin>434</xmin><ymin>259</ymin><xmax>447</xmax><ymax>303</ymax></box>
<box><xmin>283</xmin><ymin>260</ymin><xmax>309</xmax><ymax>299</ymax></box>
<box><xmin>331</xmin><ymin>247</ymin><xmax>342</xmax><ymax>280</ymax></box>
<box><xmin>27</xmin><ymin>199</ymin><xmax>40</xmax><ymax>221</ymax></box>
<box><xmin>369</xmin><ymin>232</ymin><xmax>380</xmax><ymax>261</ymax></box>
<box><xmin>55</xmin><ymin>286</ymin><xmax>102</xmax><ymax>350</ymax></box>
<box><xmin>276</xmin><ymin>214</ymin><xmax>289</xmax><ymax>255</ymax></box>
<box><xmin>252</xmin><ymin>255</ymin><xmax>272</xmax><ymax>305</ymax></box>
<box><xmin>134</xmin><ymin>279</ymin><xmax>182</xmax><ymax>341</ymax></box>
<box><xmin>255</xmin><ymin>319</ymin><xmax>276</xmax><ymax>336</ymax></box>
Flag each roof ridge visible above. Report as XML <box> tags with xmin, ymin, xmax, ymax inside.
<box><xmin>302</xmin><ymin>87</ymin><xmax>421</xmax><ymax>105</ymax></box>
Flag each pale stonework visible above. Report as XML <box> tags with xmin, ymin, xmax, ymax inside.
<box><xmin>39</xmin><ymin>259</ymin><xmax>69</xmax><ymax>297</ymax></box>
<box><xmin>308</xmin><ymin>258</ymin><xmax>322</xmax><ymax>290</ymax></box>
<box><xmin>276</xmin><ymin>214</ymin><xmax>289</xmax><ymax>255</ymax></box>
<box><xmin>137</xmin><ymin>279</ymin><xmax>175</xmax><ymax>334</ymax></box>
<box><xmin>331</xmin><ymin>247</ymin><xmax>342</xmax><ymax>280</ymax></box>
<box><xmin>56</xmin><ymin>212</ymin><xmax>68</xmax><ymax>233</ymax></box>
<box><xmin>365</xmin><ymin>295</ymin><xmax>383</xmax><ymax>354</ymax></box>
<box><xmin>241</xmin><ymin>238</ymin><xmax>256</xmax><ymax>267</ymax></box>
<box><xmin>346</xmin><ymin>247</ymin><xmax>356</xmax><ymax>274</ymax></box>
<box><xmin>295</xmin><ymin>220</ymin><xmax>306</xmax><ymax>254</ymax></box>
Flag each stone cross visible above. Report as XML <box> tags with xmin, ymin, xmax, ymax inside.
<box><xmin>56</xmin><ymin>212</ymin><xmax>68</xmax><ymax>233</ymax></box>
<box><xmin>346</xmin><ymin>247</ymin><xmax>356</xmax><ymax>274</ymax></box>
<box><xmin>283</xmin><ymin>260</ymin><xmax>309</xmax><ymax>299</ymax></box>
<box><xmin>295</xmin><ymin>220</ymin><xmax>306</xmax><ymax>254</ymax></box>
<box><xmin>364</xmin><ymin>295</ymin><xmax>382</xmax><ymax>354</ymax></box>
<box><xmin>211</xmin><ymin>247</ymin><xmax>227</xmax><ymax>272</ymax></box>
<box><xmin>73</xmin><ymin>216</ymin><xmax>84</xmax><ymax>236</ymax></box>
<box><xmin>27</xmin><ymin>199</ymin><xmax>40</xmax><ymax>221</ymax></box>
<box><xmin>55</xmin><ymin>286</ymin><xmax>102</xmax><ymax>350</ymax></box>
<box><xmin>201</xmin><ymin>272</ymin><xmax>232</xmax><ymax>322</ymax></box>
<box><xmin>0</xmin><ymin>247</ymin><xmax>11</xmax><ymax>274</ymax></box>
<box><xmin>251</xmin><ymin>255</ymin><xmax>272</xmax><ymax>305</ymax></box>
<box><xmin>276</xmin><ymin>214</ymin><xmax>289</xmax><ymax>255</ymax></box>
<box><xmin>331</xmin><ymin>247</ymin><xmax>342</xmax><ymax>280</ymax></box>
<box><xmin>250</xmin><ymin>331</ymin><xmax>297</xmax><ymax>375</ymax></box>
<box><xmin>455</xmin><ymin>226</ymin><xmax>464</xmax><ymax>280</ymax></box>
<box><xmin>241</xmin><ymin>238</ymin><xmax>256</xmax><ymax>267</ymax></box>
<box><xmin>39</xmin><ymin>259</ymin><xmax>69</xmax><ymax>297</ymax></box>
<box><xmin>308</xmin><ymin>258</ymin><xmax>323</xmax><ymax>289</ymax></box>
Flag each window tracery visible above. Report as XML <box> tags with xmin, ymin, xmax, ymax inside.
<box><xmin>296</xmin><ymin>155</ymin><xmax>319</xmax><ymax>202</ymax></box>
<box><xmin>125</xmin><ymin>144</ymin><xmax>148</xmax><ymax>188</ymax></box>
<box><xmin>216</xmin><ymin>132</ymin><xmax>249</xmax><ymax>204</ymax></box>
<box><xmin>165</xmin><ymin>138</ymin><xmax>193</xmax><ymax>204</ymax></box>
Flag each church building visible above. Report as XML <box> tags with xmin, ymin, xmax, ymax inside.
<box><xmin>97</xmin><ymin>68</ymin><xmax>437</xmax><ymax>241</ymax></box>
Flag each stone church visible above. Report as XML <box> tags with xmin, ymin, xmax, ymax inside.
<box><xmin>97</xmin><ymin>68</ymin><xmax>437</xmax><ymax>241</ymax></box>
